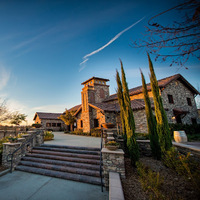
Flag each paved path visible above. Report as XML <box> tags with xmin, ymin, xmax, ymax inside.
<box><xmin>0</xmin><ymin>171</ymin><xmax>108</xmax><ymax>200</ymax></box>
<box><xmin>0</xmin><ymin>133</ymin><xmax>108</xmax><ymax>200</ymax></box>
<box><xmin>45</xmin><ymin>132</ymin><xmax>101</xmax><ymax>148</ymax></box>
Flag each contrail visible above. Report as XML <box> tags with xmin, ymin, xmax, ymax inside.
<box><xmin>79</xmin><ymin>16</ymin><xmax>145</xmax><ymax>71</ymax></box>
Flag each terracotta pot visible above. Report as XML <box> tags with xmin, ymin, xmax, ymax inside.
<box><xmin>102</xmin><ymin>123</ymin><xmax>115</xmax><ymax>129</ymax></box>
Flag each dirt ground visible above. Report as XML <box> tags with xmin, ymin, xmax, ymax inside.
<box><xmin>121</xmin><ymin>157</ymin><xmax>200</xmax><ymax>200</ymax></box>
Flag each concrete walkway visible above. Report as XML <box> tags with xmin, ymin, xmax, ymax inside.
<box><xmin>45</xmin><ymin>132</ymin><xmax>101</xmax><ymax>148</ymax></box>
<box><xmin>0</xmin><ymin>171</ymin><xmax>108</xmax><ymax>200</ymax></box>
<box><xmin>0</xmin><ymin>132</ymin><xmax>108</xmax><ymax>200</ymax></box>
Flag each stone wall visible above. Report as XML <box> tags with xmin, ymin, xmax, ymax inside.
<box><xmin>40</xmin><ymin>119</ymin><xmax>65</xmax><ymax>131</ymax></box>
<box><xmin>161</xmin><ymin>80</ymin><xmax>200</xmax><ymax>124</ymax></box>
<box><xmin>137</xmin><ymin>140</ymin><xmax>200</xmax><ymax>163</ymax></box>
<box><xmin>105</xmin><ymin>112</ymin><xmax>116</xmax><ymax>124</ymax></box>
<box><xmin>134</xmin><ymin>109</ymin><xmax>148</xmax><ymax>133</ymax></box>
<box><xmin>2</xmin><ymin>130</ymin><xmax>44</xmax><ymax>170</ymax></box>
<box><xmin>91</xmin><ymin>84</ymin><xmax>110</xmax><ymax>103</ymax></box>
<box><xmin>173</xmin><ymin>143</ymin><xmax>200</xmax><ymax>163</ymax></box>
<box><xmin>102</xmin><ymin>148</ymin><xmax>125</xmax><ymax>188</ymax></box>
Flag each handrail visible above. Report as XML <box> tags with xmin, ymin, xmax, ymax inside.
<box><xmin>100</xmin><ymin>128</ymin><xmax>103</xmax><ymax>192</ymax></box>
<box><xmin>6</xmin><ymin>130</ymin><xmax>41</xmax><ymax>173</ymax></box>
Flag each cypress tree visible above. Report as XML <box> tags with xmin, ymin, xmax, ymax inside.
<box><xmin>116</xmin><ymin>70</ymin><xmax>126</xmax><ymax>136</ymax></box>
<box><xmin>148</xmin><ymin>54</ymin><xmax>172</xmax><ymax>152</ymax></box>
<box><xmin>120</xmin><ymin>60</ymin><xmax>139</xmax><ymax>165</ymax></box>
<box><xmin>141</xmin><ymin>71</ymin><xmax>161</xmax><ymax>159</ymax></box>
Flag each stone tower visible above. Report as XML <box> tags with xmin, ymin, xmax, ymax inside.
<box><xmin>81</xmin><ymin>77</ymin><xmax>110</xmax><ymax>132</ymax></box>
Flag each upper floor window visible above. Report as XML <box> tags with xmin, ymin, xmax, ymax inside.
<box><xmin>187</xmin><ymin>97</ymin><xmax>192</xmax><ymax>106</ymax></box>
<box><xmin>168</xmin><ymin>94</ymin><xmax>174</xmax><ymax>104</ymax></box>
<box><xmin>100</xmin><ymin>88</ymin><xmax>105</xmax><ymax>98</ymax></box>
<box><xmin>90</xmin><ymin>92</ymin><xmax>95</xmax><ymax>103</ymax></box>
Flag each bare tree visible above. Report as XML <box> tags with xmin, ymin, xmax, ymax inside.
<box><xmin>0</xmin><ymin>99</ymin><xmax>13</xmax><ymax>124</ymax></box>
<box><xmin>133</xmin><ymin>0</ymin><xmax>200</xmax><ymax>68</ymax></box>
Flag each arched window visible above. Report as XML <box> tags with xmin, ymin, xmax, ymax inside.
<box><xmin>100</xmin><ymin>89</ymin><xmax>105</xmax><ymax>99</ymax></box>
<box><xmin>90</xmin><ymin>92</ymin><xmax>95</xmax><ymax>103</ymax></box>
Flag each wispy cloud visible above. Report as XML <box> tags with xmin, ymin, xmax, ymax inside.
<box><xmin>0</xmin><ymin>65</ymin><xmax>10</xmax><ymax>90</ymax></box>
<box><xmin>79</xmin><ymin>16</ymin><xmax>145</xmax><ymax>71</ymax></box>
<box><xmin>11</xmin><ymin>27</ymin><xmax>57</xmax><ymax>51</ymax></box>
<box><xmin>31</xmin><ymin>104</ymin><xmax>67</xmax><ymax>113</ymax></box>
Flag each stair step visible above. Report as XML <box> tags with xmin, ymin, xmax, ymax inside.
<box><xmin>30</xmin><ymin>149</ymin><xmax>100</xmax><ymax>160</ymax></box>
<box><xmin>26</xmin><ymin>153</ymin><xmax>100</xmax><ymax>165</ymax></box>
<box><xmin>41</xmin><ymin>144</ymin><xmax>100</xmax><ymax>151</ymax></box>
<box><xmin>33</xmin><ymin>146</ymin><xmax>100</xmax><ymax>155</ymax></box>
<box><xmin>19</xmin><ymin>161</ymin><xmax>100</xmax><ymax>177</ymax></box>
<box><xmin>16</xmin><ymin>165</ymin><xmax>102</xmax><ymax>185</ymax></box>
<box><xmin>22</xmin><ymin>157</ymin><xmax>100</xmax><ymax>171</ymax></box>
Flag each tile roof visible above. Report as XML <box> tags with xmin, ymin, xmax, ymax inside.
<box><xmin>81</xmin><ymin>77</ymin><xmax>109</xmax><ymax>85</ymax></box>
<box><xmin>33</xmin><ymin>112</ymin><xmax>62</xmax><ymax>120</ymax></box>
<box><xmin>103</xmin><ymin>74</ymin><xmax>199</xmax><ymax>102</ymax></box>
<box><xmin>68</xmin><ymin>104</ymin><xmax>82</xmax><ymax>112</ymax></box>
<box><xmin>89</xmin><ymin>99</ymin><xmax>148</xmax><ymax>112</ymax></box>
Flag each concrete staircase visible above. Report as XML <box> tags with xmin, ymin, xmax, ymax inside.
<box><xmin>15</xmin><ymin>144</ymin><xmax>103</xmax><ymax>185</ymax></box>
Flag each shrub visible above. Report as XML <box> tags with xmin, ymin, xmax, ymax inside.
<box><xmin>136</xmin><ymin>161</ymin><xmax>164</xmax><ymax>200</ymax></box>
<box><xmin>44</xmin><ymin>131</ymin><xmax>54</xmax><ymax>141</ymax></box>
<box><xmin>32</xmin><ymin>123</ymin><xmax>42</xmax><ymax>128</ymax></box>
<box><xmin>136</xmin><ymin>133</ymin><xmax>150</xmax><ymax>140</ymax></box>
<box><xmin>90</xmin><ymin>128</ymin><xmax>101</xmax><ymax>137</ymax></box>
<box><xmin>105</xmin><ymin>141</ymin><xmax>119</xmax><ymax>146</ymax></box>
<box><xmin>69</xmin><ymin>129</ymin><xmax>101</xmax><ymax>137</ymax></box>
<box><xmin>169</xmin><ymin>123</ymin><xmax>200</xmax><ymax>136</ymax></box>
<box><xmin>162</xmin><ymin>147</ymin><xmax>200</xmax><ymax>192</ymax></box>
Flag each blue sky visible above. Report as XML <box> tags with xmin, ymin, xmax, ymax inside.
<box><xmin>0</xmin><ymin>0</ymin><xmax>199</xmax><ymax>124</ymax></box>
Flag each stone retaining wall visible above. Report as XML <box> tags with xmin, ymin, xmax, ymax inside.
<box><xmin>2</xmin><ymin>130</ymin><xmax>44</xmax><ymax>170</ymax></box>
<box><xmin>137</xmin><ymin>140</ymin><xmax>200</xmax><ymax>163</ymax></box>
<box><xmin>102</xmin><ymin>148</ymin><xmax>125</xmax><ymax>188</ymax></box>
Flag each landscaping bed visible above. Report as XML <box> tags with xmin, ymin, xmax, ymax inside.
<box><xmin>122</xmin><ymin>157</ymin><xmax>200</xmax><ymax>200</ymax></box>
<box><xmin>0</xmin><ymin>165</ymin><xmax>8</xmax><ymax>173</ymax></box>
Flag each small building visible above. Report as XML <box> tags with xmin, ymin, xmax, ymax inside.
<box><xmin>33</xmin><ymin>112</ymin><xmax>66</xmax><ymax>131</ymax></box>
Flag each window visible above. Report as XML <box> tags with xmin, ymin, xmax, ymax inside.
<box><xmin>52</xmin><ymin>123</ymin><xmax>56</xmax><ymax>127</ymax></box>
<box><xmin>80</xmin><ymin>120</ymin><xmax>83</xmax><ymax>128</ymax></box>
<box><xmin>187</xmin><ymin>98</ymin><xmax>192</xmax><ymax>106</ymax></box>
<box><xmin>57</xmin><ymin>123</ymin><xmax>61</xmax><ymax>127</ymax></box>
<box><xmin>176</xmin><ymin>115</ymin><xmax>182</xmax><ymax>124</ymax></box>
<box><xmin>94</xmin><ymin>119</ymin><xmax>99</xmax><ymax>128</ymax></box>
<box><xmin>168</xmin><ymin>94</ymin><xmax>174</xmax><ymax>104</ymax></box>
<box><xmin>46</xmin><ymin>123</ymin><xmax>51</xmax><ymax>127</ymax></box>
<box><xmin>90</xmin><ymin>92</ymin><xmax>95</xmax><ymax>103</ymax></box>
<box><xmin>191</xmin><ymin>118</ymin><xmax>197</xmax><ymax>124</ymax></box>
<box><xmin>100</xmin><ymin>89</ymin><xmax>105</xmax><ymax>98</ymax></box>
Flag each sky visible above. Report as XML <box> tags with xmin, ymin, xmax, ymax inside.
<box><xmin>0</xmin><ymin>0</ymin><xmax>199</xmax><ymax>125</ymax></box>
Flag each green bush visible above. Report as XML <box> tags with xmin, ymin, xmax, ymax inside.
<box><xmin>169</xmin><ymin>123</ymin><xmax>200</xmax><ymax>135</ymax></box>
<box><xmin>136</xmin><ymin>133</ymin><xmax>150</xmax><ymax>140</ymax></box>
<box><xmin>90</xmin><ymin>128</ymin><xmax>101</xmax><ymax>137</ymax></box>
<box><xmin>136</xmin><ymin>161</ymin><xmax>164</xmax><ymax>200</ymax></box>
<box><xmin>69</xmin><ymin>128</ymin><xmax>101</xmax><ymax>137</ymax></box>
<box><xmin>44</xmin><ymin>131</ymin><xmax>54</xmax><ymax>141</ymax></box>
<box><xmin>187</xmin><ymin>134</ymin><xmax>200</xmax><ymax>141</ymax></box>
<box><xmin>162</xmin><ymin>147</ymin><xmax>200</xmax><ymax>192</ymax></box>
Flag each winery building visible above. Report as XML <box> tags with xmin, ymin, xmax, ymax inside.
<box><xmin>70</xmin><ymin>74</ymin><xmax>200</xmax><ymax>133</ymax></box>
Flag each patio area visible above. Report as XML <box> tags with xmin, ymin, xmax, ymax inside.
<box><xmin>45</xmin><ymin>132</ymin><xmax>101</xmax><ymax>148</ymax></box>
